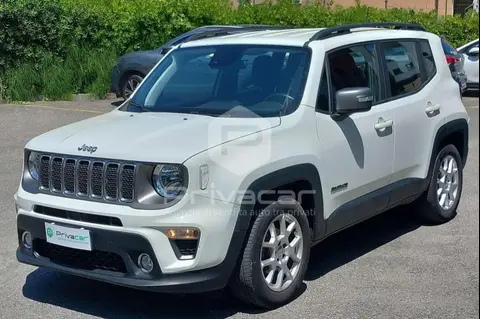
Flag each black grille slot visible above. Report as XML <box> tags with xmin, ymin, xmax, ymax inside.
<box><xmin>91</xmin><ymin>162</ymin><xmax>104</xmax><ymax>198</ymax></box>
<box><xmin>173</xmin><ymin>239</ymin><xmax>199</xmax><ymax>257</ymax></box>
<box><xmin>64</xmin><ymin>159</ymin><xmax>76</xmax><ymax>194</ymax></box>
<box><xmin>35</xmin><ymin>153</ymin><xmax>136</xmax><ymax>204</ymax></box>
<box><xmin>34</xmin><ymin>205</ymin><xmax>122</xmax><ymax>226</ymax></box>
<box><xmin>34</xmin><ymin>239</ymin><xmax>127</xmax><ymax>273</ymax></box>
<box><xmin>39</xmin><ymin>156</ymin><xmax>50</xmax><ymax>189</ymax></box>
<box><xmin>77</xmin><ymin>160</ymin><xmax>90</xmax><ymax>196</ymax></box>
<box><xmin>51</xmin><ymin>157</ymin><xmax>63</xmax><ymax>191</ymax></box>
<box><xmin>120</xmin><ymin>165</ymin><xmax>135</xmax><ymax>202</ymax></box>
<box><xmin>105</xmin><ymin>164</ymin><xmax>119</xmax><ymax>200</ymax></box>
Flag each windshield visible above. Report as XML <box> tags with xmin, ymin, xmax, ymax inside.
<box><xmin>124</xmin><ymin>45</ymin><xmax>311</xmax><ymax>117</ymax></box>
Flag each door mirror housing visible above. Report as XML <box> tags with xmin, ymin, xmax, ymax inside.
<box><xmin>468</xmin><ymin>46</ymin><xmax>479</xmax><ymax>56</ymax></box>
<box><xmin>160</xmin><ymin>46</ymin><xmax>173</xmax><ymax>55</ymax></box>
<box><xmin>334</xmin><ymin>87</ymin><xmax>373</xmax><ymax>117</ymax></box>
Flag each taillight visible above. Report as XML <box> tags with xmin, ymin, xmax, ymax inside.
<box><xmin>446</xmin><ymin>55</ymin><xmax>460</xmax><ymax>64</ymax></box>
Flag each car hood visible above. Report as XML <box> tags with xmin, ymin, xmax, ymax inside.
<box><xmin>25</xmin><ymin>110</ymin><xmax>281</xmax><ymax>163</ymax></box>
<box><xmin>118</xmin><ymin>50</ymin><xmax>162</xmax><ymax>64</ymax></box>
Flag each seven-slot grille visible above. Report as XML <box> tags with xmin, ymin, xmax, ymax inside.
<box><xmin>38</xmin><ymin>155</ymin><xmax>136</xmax><ymax>203</ymax></box>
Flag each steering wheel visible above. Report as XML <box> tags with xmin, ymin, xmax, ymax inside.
<box><xmin>263</xmin><ymin>93</ymin><xmax>294</xmax><ymax>104</ymax></box>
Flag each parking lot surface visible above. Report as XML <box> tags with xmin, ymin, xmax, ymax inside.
<box><xmin>0</xmin><ymin>97</ymin><xmax>478</xmax><ymax>319</ymax></box>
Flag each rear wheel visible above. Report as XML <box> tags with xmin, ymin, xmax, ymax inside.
<box><xmin>229</xmin><ymin>197</ymin><xmax>311</xmax><ymax>309</ymax></box>
<box><xmin>121</xmin><ymin>74</ymin><xmax>143</xmax><ymax>100</ymax></box>
<box><xmin>416</xmin><ymin>144</ymin><xmax>463</xmax><ymax>224</ymax></box>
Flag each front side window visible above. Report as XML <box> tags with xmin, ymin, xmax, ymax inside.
<box><xmin>327</xmin><ymin>43</ymin><xmax>381</xmax><ymax>103</ymax></box>
<box><xmin>125</xmin><ymin>45</ymin><xmax>311</xmax><ymax>118</ymax></box>
<box><xmin>382</xmin><ymin>41</ymin><xmax>423</xmax><ymax>98</ymax></box>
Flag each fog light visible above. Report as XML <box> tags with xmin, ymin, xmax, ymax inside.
<box><xmin>22</xmin><ymin>231</ymin><xmax>32</xmax><ymax>250</ymax></box>
<box><xmin>165</xmin><ymin>228</ymin><xmax>200</xmax><ymax>240</ymax></box>
<box><xmin>138</xmin><ymin>253</ymin><xmax>154</xmax><ymax>273</ymax></box>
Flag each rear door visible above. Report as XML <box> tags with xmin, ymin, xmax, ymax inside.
<box><xmin>378</xmin><ymin>39</ymin><xmax>446</xmax><ymax>206</ymax></box>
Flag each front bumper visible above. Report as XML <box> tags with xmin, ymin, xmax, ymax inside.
<box><xmin>16</xmin><ymin>214</ymin><xmax>246</xmax><ymax>293</ymax></box>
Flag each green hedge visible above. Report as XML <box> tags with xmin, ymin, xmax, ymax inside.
<box><xmin>0</xmin><ymin>0</ymin><xmax>478</xmax><ymax>101</ymax></box>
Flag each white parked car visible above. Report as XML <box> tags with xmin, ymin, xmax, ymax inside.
<box><xmin>458</xmin><ymin>38</ymin><xmax>479</xmax><ymax>90</ymax></box>
<box><xmin>15</xmin><ymin>23</ymin><xmax>470</xmax><ymax>309</ymax></box>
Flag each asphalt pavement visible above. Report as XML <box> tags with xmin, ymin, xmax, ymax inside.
<box><xmin>0</xmin><ymin>97</ymin><xmax>478</xmax><ymax>319</ymax></box>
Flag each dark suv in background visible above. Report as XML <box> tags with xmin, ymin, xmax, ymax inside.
<box><xmin>110</xmin><ymin>25</ymin><xmax>282</xmax><ymax>100</ymax></box>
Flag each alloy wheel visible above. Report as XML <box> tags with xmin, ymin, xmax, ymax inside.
<box><xmin>124</xmin><ymin>77</ymin><xmax>141</xmax><ymax>98</ymax></box>
<box><xmin>437</xmin><ymin>155</ymin><xmax>460</xmax><ymax>210</ymax></box>
<box><xmin>260</xmin><ymin>213</ymin><xmax>304</xmax><ymax>292</ymax></box>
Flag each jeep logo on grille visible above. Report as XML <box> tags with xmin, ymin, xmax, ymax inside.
<box><xmin>78</xmin><ymin>144</ymin><xmax>98</xmax><ymax>154</ymax></box>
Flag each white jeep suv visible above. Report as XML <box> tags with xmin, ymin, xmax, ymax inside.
<box><xmin>15</xmin><ymin>23</ymin><xmax>470</xmax><ymax>308</ymax></box>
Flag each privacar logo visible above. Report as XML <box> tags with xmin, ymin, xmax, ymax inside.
<box><xmin>47</xmin><ymin>227</ymin><xmax>54</xmax><ymax>238</ymax></box>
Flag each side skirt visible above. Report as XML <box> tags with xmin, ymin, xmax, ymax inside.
<box><xmin>319</xmin><ymin>178</ymin><xmax>427</xmax><ymax>242</ymax></box>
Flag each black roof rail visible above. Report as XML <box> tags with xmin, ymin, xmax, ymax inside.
<box><xmin>182</xmin><ymin>25</ymin><xmax>292</xmax><ymax>44</ymax></box>
<box><xmin>307</xmin><ymin>22</ymin><xmax>427</xmax><ymax>42</ymax></box>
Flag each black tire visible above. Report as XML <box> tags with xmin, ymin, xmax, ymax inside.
<box><xmin>121</xmin><ymin>74</ymin><xmax>144</xmax><ymax>100</ymax></box>
<box><xmin>229</xmin><ymin>197</ymin><xmax>311</xmax><ymax>309</ymax></box>
<box><xmin>415</xmin><ymin>144</ymin><xmax>463</xmax><ymax>224</ymax></box>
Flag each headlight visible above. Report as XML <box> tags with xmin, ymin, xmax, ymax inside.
<box><xmin>152</xmin><ymin>165</ymin><xmax>185</xmax><ymax>198</ymax></box>
<box><xmin>28</xmin><ymin>151</ymin><xmax>40</xmax><ymax>181</ymax></box>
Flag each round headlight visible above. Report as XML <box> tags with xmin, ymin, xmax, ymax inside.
<box><xmin>28</xmin><ymin>151</ymin><xmax>40</xmax><ymax>181</ymax></box>
<box><xmin>152</xmin><ymin>165</ymin><xmax>185</xmax><ymax>199</ymax></box>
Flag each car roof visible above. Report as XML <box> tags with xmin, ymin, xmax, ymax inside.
<box><xmin>178</xmin><ymin>27</ymin><xmax>433</xmax><ymax>49</ymax></box>
<box><xmin>163</xmin><ymin>25</ymin><xmax>277</xmax><ymax>47</ymax></box>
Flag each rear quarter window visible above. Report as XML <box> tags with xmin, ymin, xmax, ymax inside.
<box><xmin>419</xmin><ymin>41</ymin><xmax>437</xmax><ymax>81</ymax></box>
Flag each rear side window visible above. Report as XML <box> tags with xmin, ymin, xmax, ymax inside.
<box><xmin>381</xmin><ymin>41</ymin><xmax>423</xmax><ymax>98</ymax></box>
<box><xmin>419</xmin><ymin>41</ymin><xmax>437</xmax><ymax>80</ymax></box>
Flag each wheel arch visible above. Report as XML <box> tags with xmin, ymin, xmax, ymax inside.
<box><xmin>427</xmin><ymin>118</ymin><xmax>469</xmax><ymax>184</ymax></box>
<box><xmin>235</xmin><ymin>163</ymin><xmax>325</xmax><ymax>242</ymax></box>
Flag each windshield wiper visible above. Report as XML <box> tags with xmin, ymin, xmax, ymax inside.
<box><xmin>128</xmin><ymin>101</ymin><xmax>151</xmax><ymax>113</ymax></box>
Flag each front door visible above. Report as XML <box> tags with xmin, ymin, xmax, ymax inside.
<box><xmin>315</xmin><ymin>42</ymin><xmax>395</xmax><ymax>232</ymax></box>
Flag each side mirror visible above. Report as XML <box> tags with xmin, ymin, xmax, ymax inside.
<box><xmin>334</xmin><ymin>87</ymin><xmax>373</xmax><ymax>116</ymax></box>
<box><xmin>160</xmin><ymin>46</ymin><xmax>172</xmax><ymax>55</ymax></box>
<box><xmin>468</xmin><ymin>46</ymin><xmax>479</xmax><ymax>56</ymax></box>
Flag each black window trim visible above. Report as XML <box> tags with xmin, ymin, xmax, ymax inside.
<box><xmin>315</xmin><ymin>60</ymin><xmax>333</xmax><ymax>114</ymax></box>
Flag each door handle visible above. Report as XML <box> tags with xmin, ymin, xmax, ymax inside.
<box><xmin>425</xmin><ymin>103</ymin><xmax>441</xmax><ymax>115</ymax></box>
<box><xmin>375</xmin><ymin>119</ymin><xmax>394</xmax><ymax>131</ymax></box>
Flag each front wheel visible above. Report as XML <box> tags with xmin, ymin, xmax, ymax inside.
<box><xmin>415</xmin><ymin>144</ymin><xmax>464</xmax><ymax>224</ymax></box>
<box><xmin>121</xmin><ymin>74</ymin><xmax>143</xmax><ymax>100</ymax></box>
<box><xmin>229</xmin><ymin>197</ymin><xmax>311</xmax><ymax>309</ymax></box>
